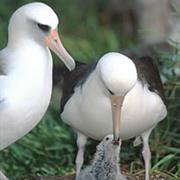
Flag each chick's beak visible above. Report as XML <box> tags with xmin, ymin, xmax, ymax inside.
<box><xmin>110</xmin><ymin>95</ymin><xmax>124</xmax><ymax>141</ymax></box>
<box><xmin>45</xmin><ymin>29</ymin><xmax>75</xmax><ymax>71</ymax></box>
<box><xmin>113</xmin><ymin>137</ymin><xmax>121</xmax><ymax>146</ymax></box>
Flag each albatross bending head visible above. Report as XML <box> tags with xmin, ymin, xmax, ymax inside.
<box><xmin>97</xmin><ymin>52</ymin><xmax>137</xmax><ymax>141</ymax></box>
<box><xmin>7</xmin><ymin>2</ymin><xmax>75</xmax><ymax>71</ymax></box>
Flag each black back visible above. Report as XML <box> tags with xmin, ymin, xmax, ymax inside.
<box><xmin>58</xmin><ymin>62</ymin><xmax>97</xmax><ymax>113</ymax></box>
<box><xmin>57</xmin><ymin>56</ymin><xmax>166</xmax><ymax>113</ymax></box>
<box><xmin>133</xmin><ymin>57</ymin><xmax>166</xmax><ymax>104</ymax></box>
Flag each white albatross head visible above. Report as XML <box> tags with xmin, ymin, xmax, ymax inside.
<box><xmin>7</xmin><ymin>2</ymin><xmax>75</xmax><ymax>71</ymax></box>
<box><xmin>98</xmin><ymin>52</ymin><xmax>137</xmax><ymax>96</ymax></box>
<box><xmin>97</xmin><ymin>52</ymin><xmax>137</xmax><ymax>141</ymax></box>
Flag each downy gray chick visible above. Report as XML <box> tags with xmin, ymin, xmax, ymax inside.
<box><xmin>76</xmin><ymin>134</ymin><xmax>127</xmax><ymax>180</ymax></box>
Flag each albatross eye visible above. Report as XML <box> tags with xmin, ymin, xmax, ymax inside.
<box><xmin>37</xmin><ymin>23</ymin><xmax>50</xmax><ymax>32</ymax></box>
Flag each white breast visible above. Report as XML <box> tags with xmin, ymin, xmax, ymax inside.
<box><xmin>61</xmin><ymin>71</ymin><xmax>167</xmax><ymax>140</ymax></box>
<box><xmin>0</xmin><ymin>45</ymin><xmax>52</xmax><ymax>150</ymax></box>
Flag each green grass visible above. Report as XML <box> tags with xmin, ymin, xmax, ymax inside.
<box><xmin>0</xmin><ymin>0</ymin><xmax>180</xmax><ymax>179</ymax></box>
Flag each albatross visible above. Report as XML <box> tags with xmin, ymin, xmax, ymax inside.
<box><xmin>0</xmin><ymin>2</ymin><xmax>75</xmax><ymax>179</ymax></box>
<box><xmin>60</xmin><ymin>52</ymin><xmax>167</xmax><ymax>180</ymax></box>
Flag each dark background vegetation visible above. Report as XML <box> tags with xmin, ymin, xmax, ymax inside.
<box><xmin>0</xmin><ymin>0</ymin><xmax>179</xmax><ymax>179</ymax></box>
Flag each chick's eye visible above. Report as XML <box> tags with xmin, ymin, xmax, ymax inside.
<box><xmin>105</xmin><ymin>137</ymin><xmax>109</xmax><ymax>141</ymax></box>
<box><xmin>37</xmin><ymin>23</ymin><xmax>50</xmax><ymax>32</ymax></box>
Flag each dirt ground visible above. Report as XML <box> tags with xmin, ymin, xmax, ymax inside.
<box><xmin>24</xmin><ymin>171</ymin><xmax>173</xmax><ymax>180</ymax></box>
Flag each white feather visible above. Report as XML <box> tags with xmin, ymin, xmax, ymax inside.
<box><xmin>61</xmin><ymin>53</ymin><xmax>167</xmax><ymax>140</ymax></box>
<box><xmin>0</xmin><ymin>2</ymin><xmax>58</xmax><ymax>150</ymax></box>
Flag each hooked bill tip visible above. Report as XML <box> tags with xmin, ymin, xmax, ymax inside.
<box><xmin>112</xmin><ymin>137</ymin><xmax>121</xmax><ymax>146</ymax></box>
<box><xmin>112</xmin><ymin>140</ymin><xmax>120</xmax><ymax>146</ymax></box>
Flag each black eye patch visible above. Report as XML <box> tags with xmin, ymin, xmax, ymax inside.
<box><xmin>107</xmin><ymin>88</ymin><xmax>114</xmax><ymax>95</ymax></box>
<box><xmin>37</xmin><ymin>23</ymin><xmax>51</xmax><ymax>32</ymax></box>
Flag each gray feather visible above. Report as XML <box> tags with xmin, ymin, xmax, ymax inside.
<box><xmin>76</xmin><ymin>135</ymin><xmax>127</xmax><ymax>180</ymax></box>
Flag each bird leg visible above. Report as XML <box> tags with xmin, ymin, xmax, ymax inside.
<box><xmin>75</xmin><ymin>132</ymin><xmax>87</xmax><ymax>178</ymax></box>
<box><xmin>141</xmin><ymin>127</ymin><xmax>154</xmax><ymax>180</ymax></box>
<box><xmin>0</xmin><ymin>170</ymin><xmax>8</xmax><ymax>180</ymax></box>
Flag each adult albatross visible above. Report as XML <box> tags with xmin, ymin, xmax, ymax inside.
<box><xmin>0</xmin><ymin>2</ymin><xmax>75</xmax><ymax>179</ymax></box>
<box><xmin>60</xmin><ymin>52</ymin><xmax>167</xmax><ymax>180</ymax></box>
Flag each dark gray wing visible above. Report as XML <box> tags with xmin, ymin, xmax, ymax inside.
<box><xmin>133</xmin><ymin>56</ymin><xmax>166</xmax><ymax>104</ymax></box>
<box><xmin>58</xmin><ymin>62</ymin><xmax>97</xmax><ymax>113</ymax></box>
